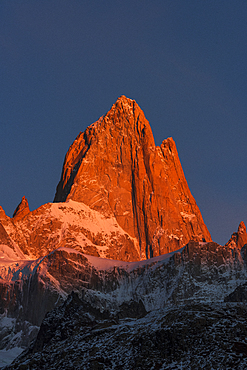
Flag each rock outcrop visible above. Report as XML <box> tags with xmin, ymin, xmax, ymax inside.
<box><xmin>225</xmin><ymin>221</ymin><xmax>247</xmax><ymax>250</ymax></box>
<box><xmin>54</xmin><ymin>95</ymin><xmax>211</xmax><ymax>258</ymax></box>
<box><xmin>4</xmin><ymin>240</ymin><xmax>247</xmax><ymax>369</ymax></box>
<box><xmin>12</xmin><ymin>196</ymin><xmax>30</xmax><ymax>221</ymax></box>
<box><xmin>1</xmin><ymin>240</ymin><xmax>246</xmax><ymax>327</ymax></box>
<box><xmin>8</xmin><ymin>302</ymin><xmax>247</xmax><ymax>370</ymax></box>
<box><xmin>0</xmin><ymin>200</ymin><xmax>140</xmax><ymax>261</ymax></box>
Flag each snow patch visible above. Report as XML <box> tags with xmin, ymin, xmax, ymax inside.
<box><xmin>0</xmin><ymin>244</ymin><xmax>26</xmax><ymax>262</ymax></box>
<box><xmin>51</xmin><ymin>200</ymin><xmax>128</xmax><ymax>236</ymax></box>
<box><xmin>84</xmin><ymin>247</ymin><xmax>184</xmax><ymax>272</ymax></box>
<box><xmin>0</xmin><ymin>347</ymin><xmax>24</xmax><ymax>367</ymax></box>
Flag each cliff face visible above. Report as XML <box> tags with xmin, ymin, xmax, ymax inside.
<box><xmin>225</xmin><ymin>221</ymin><xmax>247</xmax><ymax>250</ymax></box>
<box><xmin>1</xmin><ymin>239</ymin><xmax>246</xmax><ymax>327</ymax></box>
<box><xmin>0</xmin><ymin>96</ymin><xmax>212</xmax><ymax>264</ymax></box>
<box><xmin>54</xmin><ymin>96</ymin><xmax>211</xmax><ymax>258</ymax></box>
<box><xmin>12</xmin><ymin>196</ymin><xmax>30</xmax><ymax>221</ymax></box>
<box><xmin>1</xmin><ymin>96</ymin><xmax>246</xmax><ymax>366</ymax></box>
<box><xmin>3</xmin><ymin>239</ymin><xmax>247</xmax><ymax>368</ymax></box>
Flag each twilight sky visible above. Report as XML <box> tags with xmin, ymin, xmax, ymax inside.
<box><xmin>0</xmin><ymin>1</ymin><xmax>246</xmax><ymax>245</ymax></box>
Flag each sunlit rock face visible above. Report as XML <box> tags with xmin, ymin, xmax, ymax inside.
<box><xmin>54</xmin><ymin>95</ymin><xmax>211</xmax><ymax>259</ymax></box>
<box><xmin>0</xmin><ymin>97</ymin><xmax>211</xmax><ymax>265</ymax></box>
<box><xmin>225</xmin><ymin>221</ymin><xmax>247</xmax><ymax>250</ymax></box>
<box><xmin>0</xmin><ymin>96</ymin><xmax>246</xmax><ymax>366</ymax></box>
<box><xmin>12</xmin><ymin>196</ymin><xmax>30</xmax><ymax>221</ymax></box>
<box><xmin>0</xmin><ymin>200</ymin><xmax>140</xmax><ymax>261</ymax></box>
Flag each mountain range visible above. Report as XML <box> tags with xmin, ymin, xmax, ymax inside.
<box><xmin>0</xmin><ymin>96</ymin><xmax>246</xmax><ymax>369</ymax></box>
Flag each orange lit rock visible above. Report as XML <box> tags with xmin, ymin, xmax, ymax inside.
<box><xmin>225</xmin><ymin>221</ymin><xmax>247</xmax><ymax>249</ymax></box>
<box><xmin>12</xmin><ymin>196</ymin><xmax>30</xmax><ymax>221</ymax></box>
<box><xmin>237</xmin><ymin>221</ymin><xmax>247</xmax><ymax>248</ymax></box>
<box><xmin>54</xmin><ymin>96</ymin><xmax>211</xmax><ymax>259</ymax></box>
<box><xmin>0</xmin><ymin>221</ymin><xmax>15</xmax><ymax>250</ymax></box>
<box><xmin>0</xmin><ymin>206</ymin><xmax>7</xmax><ymax>220</ymax></box>
<box><xmin>0</xmin><ymin>201</ymin><xmax>140</xmax><ymax>261</ymax></box>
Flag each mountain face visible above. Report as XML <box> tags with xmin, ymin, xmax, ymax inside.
<box><xmin>0</xmin><ymin>96</ymin><xmax>210</xmax><ymax>266</ymax></box>
<box><xmin>0</xmin><ymin>200</ymin><xmax>139</xmax><ymax>262</ymax></box>
<box><xmin>12</xmin><ymin>197</ymin><xmax>30</xmax><ymax>221</ymax></box>
<box><xmin>0</xmin><ymin>96</ymin><xmax>246</xmax><ymax>368</ymax></box>
<box><xmin>226</xmin><ymin>221</ymin><xmax>247</xmax><ymax>250</ymax></box>
<box><xmin>7</xmin><ymin>301</ymin><xmax>247</xmax><ymax>370</ymax></box>
<box><xmin>3</xmin><ymin>237</ymin><xmax>247</xmax><ymax>369</ymax></box>
<box><xmin>54</xmin><ymin>96</ymin><xmax>211</xmax><ymax>258</ymax></box>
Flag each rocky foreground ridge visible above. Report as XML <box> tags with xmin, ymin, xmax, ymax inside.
<box><xmin>0</xmin><ymin>96</ymin><xmax>246</xmax><ymax>368</ymax></box>
<box><xmin>2</xmin><ymin>234</ymin><xmax>247</xmax><ymax>369</ymax></box>
<box><xmin>7</xmin><ymin>301</ymin><xmax>247</xmax><ymax>369</ymax></box>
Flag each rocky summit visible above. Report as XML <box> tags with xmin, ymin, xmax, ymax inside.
<box><xmin>54</xmin><ymin>95</ymin><xmax>211</xmax><ymax>258</ymax></box>
<box><xmin>12</xmin><ymin>196</ymin><xmax>30</xmax><ymax>221</ymax></box>
<box><xmin>0</xmin><ymin>96</ymin><xmax>246</xmax><ymax>369</ymax></box>
<box><xmin>0</xmin><ymin>96</ymin><xmax>211</xmax><ymax>266</ymax></box>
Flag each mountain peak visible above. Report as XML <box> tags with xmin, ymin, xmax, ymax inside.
<box><xmin>111</xmin><ymin>95</ymin><xmax>135</xmax><ymax>117</ymax></box>
<box><xmin>238</xmin><ymin>221</ymin><xmax>247</xmax><ymax>248</ymax></box>
<box><xmin>115</xmin><ymin>95</ymin><xmax>135</xmax><ymax>105</ymax></box>
<box><xmin>54</xmin><ymin>97</ymin><xmax>211</xmax><ymax>260</ymax></box>
<box><xmin>102</xmin><ymin>95</ymin><xmax>151</xmax><ymax>137</ymax></box>
<box><xmin>225</xmin><ymin>221</ymin><xmax>247</xmax><ymax>249</ymax></box>
<box><xmin>113</xmin><ymin>95</ymin><xmax>135</xmax><ymax>110</ymax></box>
<box><xmin>12</xmin><ymin>196</ymin><xmax>30</xmax><ymax>221</ymax></box>
<box><xmin>238</xmin><ymin>221</ymin><xmax>246</xmax><ymax>234</ymax></box>
<box><xmin>0</xmin><ymin>206</ymin><xmax>7</xmax><ymax>221</ymax></box>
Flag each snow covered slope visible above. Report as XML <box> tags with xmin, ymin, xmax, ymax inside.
<box><xmin>6</xmin><ymin>238</ymin><xmax>247</xmax><ymax>370</ymax></box>
<box><xmin>0</xmin><ymin>199</ymin><xmax>139</xmax><ymax>262</ymax></box>
<box><xmin>1</xmin><ymin>237</ymin><xmax>247</xmax><ymax>365</ymax></box>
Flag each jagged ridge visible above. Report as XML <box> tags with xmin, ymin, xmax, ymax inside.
<box><xmin>54</xmin><ymin>95</ymin><xmax>211</xmax><ymax>259</ymax></box>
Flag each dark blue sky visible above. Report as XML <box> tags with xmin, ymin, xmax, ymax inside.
<box><xmin>1</xmin><ymin>1</ymin><xmax>246</xmax><ymax>245</ymax></box>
